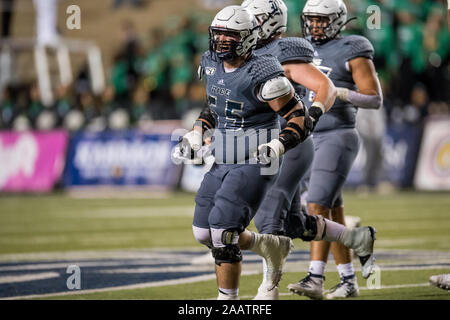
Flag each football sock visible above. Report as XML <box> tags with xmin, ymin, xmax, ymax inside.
<box><xmin>337</xmin><ymin>262</ymin><xmax>355</xmax><ymax>279</ymax></box>
<box><xmin>308</xmin><ymin>260</ymin><xmax>326</xmax><ymax>276</ymax></box>
<box><xmin>218</xmin><ymin>287</ymin><xmax>239</xmax><ymax>297</ymax></box>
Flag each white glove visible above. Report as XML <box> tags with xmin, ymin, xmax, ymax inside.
<box><xmin>172</xmin><ymin>130</ymin><xmax>203</xmax><ymax>163</ymax></box>
<box><xmin>184</xmin><ymin>130</ymin><xmax>202</xmax><ymax>150</ymax></box>
<box><xmin>336</xmin><ymin>87</ymin><xmax>349</xmax><ymax>102</ymax></box>
<box><xmin>257</xmin><ymin>139</ymin><xmax>285</xmax><ymax>164</ymax></box>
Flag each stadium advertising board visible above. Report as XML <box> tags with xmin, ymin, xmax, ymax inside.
<box><xmin>63</xmin><ymin>130</ymin><xmax>181</xmax><ymax>189</ymax></box>
<box><xmin>0</xmin><ymin>130</ymin><xmax>68</xmax><ymax>192</ymax></box>
<box><xmin>414</xmin><ymin>116</ymin><xmax>450</xmax><ymax>190</ymax></box>
<box><xmin>346</xmin><ymin>124</ymin><xmax>422</xmax><ymax>188</ymax></box>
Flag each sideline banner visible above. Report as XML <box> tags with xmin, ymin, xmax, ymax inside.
<box><xmin>63</xmin><ymin>130</ymin><xmax>181</xmax><ymax>189</ymax></box>
<box><xmin>346</xmin><ymin>124</ymin><xmax>422</xmax><ymax>188</ymax></box>
<box><xmin>0</xmin><ymin>130</ymin><xmax>68</xmax><ymax>192</ymax></box>
<box><xmin>414</xmin><ymin>116</ymin><xmax>450</xmax><ymax>190</ymax></box>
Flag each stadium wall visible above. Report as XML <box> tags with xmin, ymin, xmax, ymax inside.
<box><xmin>0</xmin><ymin>117</ymin><xmax>449</xmax><ymax>193</ymax></box>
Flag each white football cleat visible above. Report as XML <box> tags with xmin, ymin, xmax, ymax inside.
<box><xmin>342</xmin><ymin>226</ymin><xmax>376</xmax><ymax>279</ymax></box>
<box><xmin>253</xmin><ymin>281</ymin><xmax>280</xmax><ymax>300</ymax></box>
<box><xmin>326</xmin><ymin>275</ymin><xmax>360</xmax><ymax>299</ymax></box>
<box><xmin>429</xmin><ymin>274</ymin><xmax>450</xmax><ymax>291</ymax></box>
<box><xmin>344</xmin><ymin>216</ymin><xmax>362</xmax><ymax>259</ymax></box>
<box><xmin>251</xmin><ymin>234</ymin><xmax>293</xmax><ymax>283</ymax></box>
<box><xmin>287</xmin><ymin>273</ymin><xmax>325</xmax><ymax>300</ymax></box>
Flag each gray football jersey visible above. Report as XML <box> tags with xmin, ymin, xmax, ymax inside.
<box><xmin>255</xmin><ymin>37</ymin><xmax>314</xmax><ymax>99</ymax></box>
<box><xmin>304</xmin><ymin>35</ymin><xmax>375</xmax><ymax>132</ymax></box>
<box><xmin>198</xmin><ymin>51</ymin><xmax>285</xmax><ymax>163</ymax></box>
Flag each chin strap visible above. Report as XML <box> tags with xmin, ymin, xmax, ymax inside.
<box><xmin>338</xmin><ymin>16</ymin><xmax>357</xmax><ymax>32</ymax></box>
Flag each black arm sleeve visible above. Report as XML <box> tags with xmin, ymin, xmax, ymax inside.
<box><xmin>197</xmin><ymin>102</ymin><xmax>216</xmax><ymax>131</ymax></box>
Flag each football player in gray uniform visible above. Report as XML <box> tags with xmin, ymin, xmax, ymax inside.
<box><xmin>176</xmin><ymin>5</ymin><xmax>313</xmax><ymax>300</ymax></box>
<box><xmin>242</xmin><ymin>0</ymin><xmax>377</xmax><ymax>300</ymax></box>
<box><xmin>287</xmin><ymin>0</ymin><xmax>383</xmax><ymax>300</ymax></box>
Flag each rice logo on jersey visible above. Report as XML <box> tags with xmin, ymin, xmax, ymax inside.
<box><xmin>211</xmin><ymin>85</ymin><xmax>231</xmax><ymax>96</ymax></box>
<box><xmin>205</xmin><ymin>67</ymin><xmax>216</xmax><ymax>76</ymax></box>
<box><xmin>309</xmin><ymin>60</ymin><xmax>333</xmax><ymax>102</ymax></box>
<box><xmin>312</xmin><ymin>58</ymin><xmax>332</xmax><ymax>77</ymax></box>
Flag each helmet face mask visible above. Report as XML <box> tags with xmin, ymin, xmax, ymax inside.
<box><xmin>301</xmin><ymin>0</ymin><xmax>348</xmax><ymax>44</ymax></box>
<box><xmin>208</xmin><ymin>6</ymin><xmax>259</xmax><ymax>62</ymax></box>
<box><xmin>302</xmin><ymin>15</ymin><xmax>331</xmax><ymax>44</ymax></box>
<box><xmin>209</xmin><ymin>27</ymin><xmax>244</xmax><ymax>61</ymax></box>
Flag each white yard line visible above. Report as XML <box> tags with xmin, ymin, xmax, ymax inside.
<box><xmin>0</xmin><ymin>272</ymin><xmax>60</xmax><ymax>284</ymax></box>
<box><xmin>0</xmin><ymin>249</ymin><xmax>201</xmax><ymax>263</ymax></box>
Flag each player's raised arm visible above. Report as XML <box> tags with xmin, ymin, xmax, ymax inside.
<box><xmin>283</xmin><ymin>61</ymin><xmax>336</xmax><ymax>124</ymax></box>
<box><xmin>336</xmin><ymin>53</ymin><xmax>383</xmax><ymax>110</ymax></box>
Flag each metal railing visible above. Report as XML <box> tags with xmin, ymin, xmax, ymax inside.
<box><xmin>0</xmin><ymin>38</ymin><xmax>105</xmax><ymax>106</ymax></box>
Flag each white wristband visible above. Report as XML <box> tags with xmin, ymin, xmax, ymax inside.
<box><xmin>311</xmin><ymin>101</ymin><xmax>326</xmax><ymax>114</ymax></box>
<box><xmin>336</xmin><ymin>87</ymin><xmax>350</xmax><ymax>102</ymax></box>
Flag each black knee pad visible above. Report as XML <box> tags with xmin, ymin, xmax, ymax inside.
<box><xmin>299</xmin><ymin>215</ymin><xmax>318</xmax><ymax>241</ymax></box>
<box><xmin>211</xmin><ymin>244</ymin><xmax>242</xmax><ymax>266</ymax></box>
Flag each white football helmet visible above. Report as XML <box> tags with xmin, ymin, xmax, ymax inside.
<box><xmin>242</xmin><ymin>0</ymin><xmax>288</xmax><ymax>42</ymax></box>
<box><xmin>302</xmin><ymin>0</ymin><xmax>348</xmax><ymax>43</ymax></box>
<box><xmin>209</xmin><ymin>5</ymin><xmax>259</xmax><ymax>61</ymax></box>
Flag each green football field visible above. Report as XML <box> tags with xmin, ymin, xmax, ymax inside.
<box><xmin>0</xmin><ymin>190</ymin><xmax>449</xmax><ymax>300</ymax></box>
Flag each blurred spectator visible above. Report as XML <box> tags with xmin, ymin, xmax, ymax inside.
<box><xmin>423</xmin><ymin>4</ymin><xmax>450</xmax><ymax>103</ymax></box>
<box><xmin>28</xmin><ymin>83</ymin><xmax>44</xmax><ymax>128</ymax></box>
<box><xmin>0</xmin><ymin>85</ymin><xmax>16</xmax><ymax>128</ymax></box>
<box><xmin>130</xmin><ymin>83</ymin><xmax>149</xmax><ymax>125</ymax></box>
<box><xmin>403</xmin><ymin>82</ymin><xmax>429</xmax><ymax>125</ymax></box>
<box><xmin>1</xmin><ymin>0</ymin><xmax>448</xmax><ymax>133</ymax></box>
<box><xmin>395</xmin><ymin>5</ymin><xmax>426</xmax><ymax>104</ymax></box>
<box><xmin>100</xmin><ymin>85</ymin><xmax>119</xmax><ymax>119</ymax></box>
<box><xmin>78</xmin><ymin>90</ymin><xmax>99</xmax><ymax>125</ymax></box>
<box><xmin>356</xmin><ymin>107</ymin><xmax>386</xmax><ymax>191</ymax></box>
<box><xmin>1</xmin><ymin>0</ymin><xmax>14</xmax><ymax>38</ymax></box>
<box><xmin>111</xmin><ymin>20</ymin><xmax>142</xmax><ymax>104</ymax></box>
<box><xmin>54</xmin><ymin>85</ymin><xmax>73</xmax><ymax>127</ymax></box>
<box><xmin>358</xmin><ymin>0</ymin><xmax>397</xmax><ymax>95</ymax></box>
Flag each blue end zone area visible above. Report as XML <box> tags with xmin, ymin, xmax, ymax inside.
<box><xmin>1</xmin><ymin>250</ymin><xmax>450</xmax><ymax>299</ymax></box>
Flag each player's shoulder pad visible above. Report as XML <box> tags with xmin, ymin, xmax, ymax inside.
<box><xmin>341</xmin><ymin>35</ymin><xmax>375</xmax><ymax>61</ymax></box>
<box><xmin>247</xmin><ymin>54</ymin><xmax>285</xmax><ymax>85</ymax></box>
<box><xmin>278</xmin><ymin>37</ymin><xmax>314</xmax><ymax>64</ymax></box>
<box><xmin>198</xmin><ymin>51</ymin><xmax>214</xmax><ymax>80</ymax></box>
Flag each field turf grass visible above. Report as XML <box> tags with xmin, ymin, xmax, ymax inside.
<box><xmin>0</xmin><ymin>190</ymin><xmax>449</xmax><ymax>300</ymax></box>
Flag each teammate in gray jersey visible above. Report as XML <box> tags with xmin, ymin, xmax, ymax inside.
<box><xmin>287</xmin><ymin>0</ymin><xmax>383</xmax><ymax>300</ymax></box>
<box><xmin>242</xmin><ymin>0</ymin><xmax>377</xmax><ymax>300</ymax></box>
<box><xmin>175</xmin><ymin>5</ymin><xmax>313</xmax><ymax>300</ymax></box>
<box><xmin>186</xmin><ymin>0</ymin><xmax>377</xmax><ymax>300</ymax></box>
